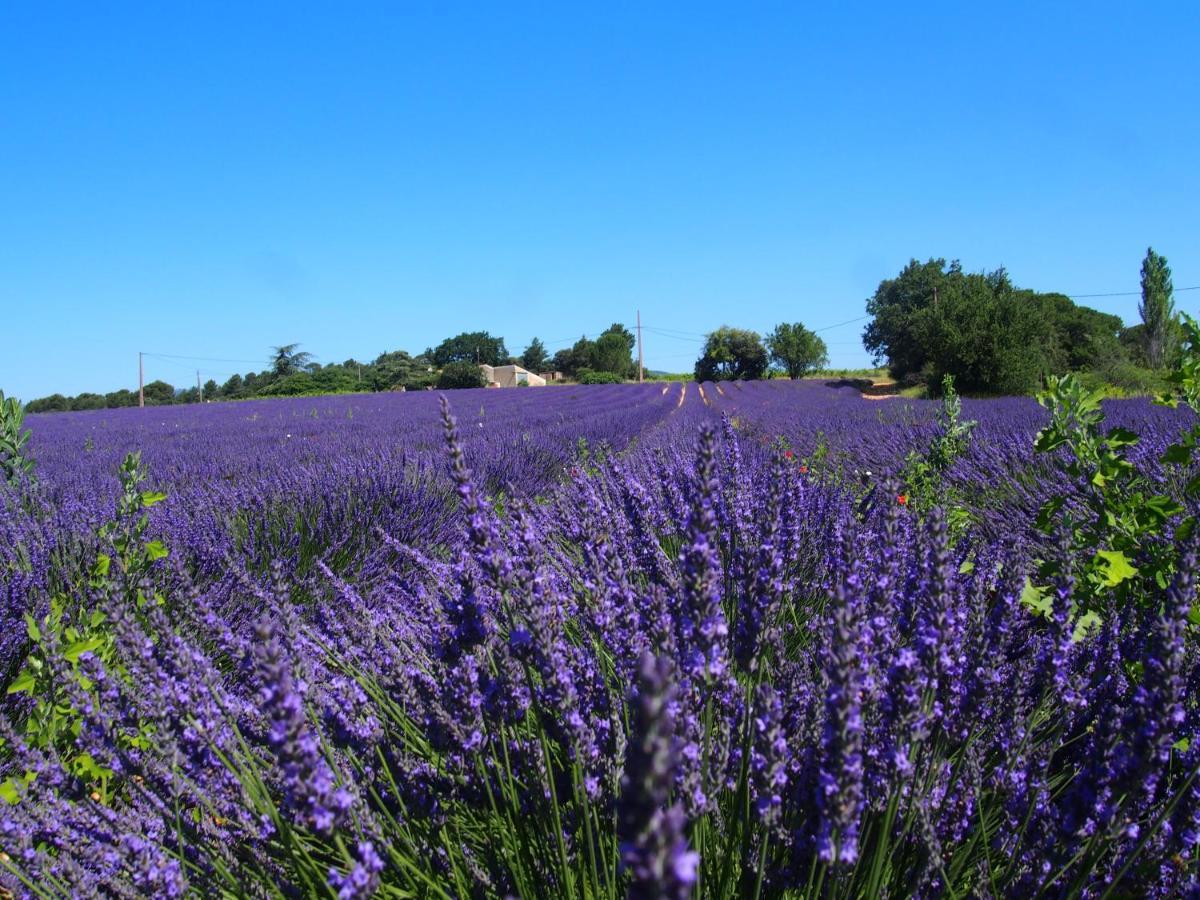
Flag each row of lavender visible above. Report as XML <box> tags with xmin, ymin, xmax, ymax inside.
<box><xmin>1</xmin><ymin>375</ymin><xmax>1198</xmax><ymax>896</ymax></box>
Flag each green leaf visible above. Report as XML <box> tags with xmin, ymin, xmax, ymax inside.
<box><xmin>1094</xmin><ymin>549</ymin><xmax>1138</xmax><ymax>587</ymax></box>
<box><xmin>140</xmin><ymin>491</ymin><xmax>167</xmax><ymax>507</ymax></box>
<box><xmin>1020</xmin><ymin>578</ymin><xmax>1053</xmax><ymax>616</ymax></box>
<box><xmin>6</xmin><ymin>671</ymin><xmax>35</xmax><ymax>695</ymax></box>
<box><xmin>144</xmin><ymin>540</ymin><xmax>169</xmax><ymax>562</ymax></box>
<box><xmin>92</xmin><ymin>554</ymin><xmax>111</xmax><ymax>579</ymax></box>
<box><xmin>1162</xmin><ymin>444</ymin><xmax>1193</xmax><ymax>465</ymax></box>
<box><xmin>23</xmin><ymin>612</ymin><xmax>40</xmax><ymax>642</ymax></box>
<box><xmin>1186</xmin><ymin>475</ymin><xmax>1200</xmax><ymax>498</ymax></box>
<box><xmin>1105</xmin><ymin>426</ymin><xmax>1140</xmax><ymax>448</ymax></box>
<box><xmin>0</xmin><ymin>778</ymin><xmax>22</xmax><ymax>804</ymax></box>
<box><xmin>1034</xmin><ymin>429</ymin><xmax>1066</xmax><ymax>454</ymax></box>
<box><xmin>1072</xmin><ymin>611</ymin><xmax>1102</xmax><ymax>641</ymax></box>
<box><xmin>63</xmin><ymin>637</ymin><xmax>105</xmax><ymax>664</ymax></box>
<box><xmin>1145</xmin><ymin>495</ymin><xmax>1184</xmax><ymax>522</ymax></box>
<box><xmin>1035</xmin><ymin>496</ymin><xmax>1066</xmax><ymax>533</ymax></box>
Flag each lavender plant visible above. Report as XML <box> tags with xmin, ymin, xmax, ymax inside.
<box><xmin>0</xmin><ymin>377</ymin><xmax>1197</xmax><ymax>897</ymax></box>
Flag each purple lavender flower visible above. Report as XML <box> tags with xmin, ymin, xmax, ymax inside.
<box><xmin>618</xmin><ymin>653</ymin><xmax>698</xmax><ymax>900</ymax></box>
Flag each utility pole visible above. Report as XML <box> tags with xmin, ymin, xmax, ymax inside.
<box><xmin>197</xmin><ymin>370</ymin><xmax>203</xmax><ymax>403</ymax></box>
<box><xmin>138</xmin><ymin>352</ymin><xmax>145</xmax><ymax>408</ymax></box>
<box><xmin>636</xmin><ymin>310</ymin><xmax>644</xmax><ymax>383</ymax></box>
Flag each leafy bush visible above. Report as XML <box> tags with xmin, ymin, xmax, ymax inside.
<box><xmin>437</xmin><ymin>361</ymin><xmax>487</xmax><ymax>389</ymax></box>
<box><xmin>0</xmin><ymin>391</ymin><xmax>33</xmax><ymax>485</ymax></box>
<box><xmin>578</xmin><ymin>369</ymin><xmax>624</xmax><ymax>384</ymax></box>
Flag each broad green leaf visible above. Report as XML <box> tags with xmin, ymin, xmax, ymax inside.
<box><xmin>63</xmin><ymin>637</ymin><xmax>105</xmax><ymax>664</ymax></box>
<box><xmin>1145</xmin><ymin>495</ymin><xmax>1184</xmax><ymax>521</ymax></box>
<box><xmin>1072</xmin><ymin>611</ymin><xmax>1102</xmax><ymax>641</ymax></box>
<box><xmin>1034</xmin><ymin>430</ymin><xmax>1066</xmax><ymax>453</ymax></box>
<box><xmin>23</xmin><ymin>612</ymin><xmax>40</xmax><ymax>642</ymax></box>
<box><xmin>1162</xmin><ymin>444</ymin><xmax>1192</xmax><ymax>465</ymax></box>
<box><xmin>0</xmin><ymin>778</ymin><xmax>22</xmax><ymax>804</ymax></box>
<box><xmin>92</xmin><ymin>554</ymin><xmax>111</xmax><ymax>578</ymax></box>
<box><xmin>144</xmin><ymin>540</ymin><xmax>169</xmax><ymax>562</ymax></box>
<box><xmin>1035</xmin><ymin>497</ymin><xmax>1065</xmax><ymax>533</ymax></box>
<box><xmin>1105</xmin><ymin>426</ymin><xmax>1140</xmax><ymax>448</ymax></box>
<box><xmin>140</xmin><ymin>491</ymin><xmax>167</xmax><ymax>507</ymax></box>
<box><xmin>6</xmin><ymin>671</ymin><xmax>35</xmax><ymax>694</ymax></box>
<box><xmin>1020</xmin><ymin>578</ymin><xmax>1052</xmax><ymax>616</ymax></box>
<box><xmin>1094</xmin><ymin>549</ymin><xmax>1138</xmax><ymax>587</ymax></box>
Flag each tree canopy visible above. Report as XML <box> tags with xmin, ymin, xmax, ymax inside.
<box><xmin>521</xmin><ymin>338</ymin><xmax>549</xmax><ymax>373</ymax></box>
<box><xmin>431</xmin><ymin>332</ymin><xmax>508</xmax><ymax>367</ymax></box>
<box><xmin>271</xmin><ymin>344</ymin><xmax>315</xmax><ymax>377</ymax></box>
<box><xmin>436</xmin><ymin>361</ymin><xmax>487</xmax><ymax>390</ymax></box>
<box><xmin>695</xmin><ymin>327</ymin><xmax>769</xmax><ymax>382</ymax></box>
<box><xmin>766</xmin><ymin>323</ymin><xmax>829</xmax><ymax>378</ymax></box>
<box><xmin>1139</xmin><ymin>247</ymin><xmax>1178</xmax><ymax>369</ymax></box>
<box><xmin>863</xmin><ymin>259</ymin><xmax>1132</xmax><ymax>395</ymax></box>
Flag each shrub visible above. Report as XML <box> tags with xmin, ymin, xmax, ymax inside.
<box><xmin>578</xmin><ymin>369</ymin><xmax>624</xmax><ymax>384</ymax></box>
<box><xmin>436</xmin><ymin>361</ymin><xmax>487</xmax><ymax>389</ymax></box>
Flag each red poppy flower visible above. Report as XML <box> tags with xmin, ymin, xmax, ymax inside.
<box><xmin>784</xmin><ymin>450</ymin><xmax>794</xmax><ymax>460</ymax></box>
<box><xmin>897</xmin><ymin>494</ymin><xmax>908</xmax><ymax>505</ymax></box>
<box><xmin>799</xmin><ymin>465</ymin><xmax>809</xmax><ymax>474</ymax></box>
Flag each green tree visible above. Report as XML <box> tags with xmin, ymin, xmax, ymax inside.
<box><xmin>521</xmin><ymin>338</ymin><xmax>549</xmax><ymax>372</ymax></box>
<box><xmin>694</xmin><ymin>326</ymin><xmax>769</xmax><ymax>381</ymax></box>
<box><xmin>71</xmin><ymin>393</ymin><xmax>106</xmax><ymax>411</ymax></box>
<box><xmin>220</xmin><ymin>374</ymin><xmax>245</xmax><ymax>398</ymax></box>
<box><xmin>270</xmin><ymin>344</ymin><xmax>315</xmax><ymax>377</ymax></box>
<box><xmin>592</xmin><ymin>331</ymin><xmax>634</xmax><ymax>377</ymax></box>
<box><xmin>552</xmin><ymin>336</ymin><xmax>597</xmax><ymax>378</ymax></box>
<box><xmin>142</xmin><ymin>380</ymin><xmax>175</xmax><ymax>406</ymax></box>
<box><xmin>104</xmin><ymin>389</ymin><xmax>137</xmax><ymax>408</ymax></box>
<box><xmin>25</xmin><ymin>394</ymin><xmax>70</xmax><ymax>414</ymax></box>
<box><xmin>201</xmin><ymin>380</ymin><xmax>218</xmax><ymax>401</ymax></box>
<box><xmin>766</xmin><ymin>322</ymin><xmax>829</xmax><ymax>378</ymax></box>
<box><xmin>372</xmin><ymin>351</ymin><xmax>420</xmax><ymax>390</ymax></box>
<box><xmin>1139</xmin><ymin>247</ymin><xmax>1178</xmax><ymax>369</ymax></box>
<box><xmin>436</xmin><ymin>361</ymin><xmax>487</xmax><ymax>390</ymax></box>
<box><xmin>431</xmin><ymin>332</ymin><xmax>508</xmax><ymax>367</ymax></box>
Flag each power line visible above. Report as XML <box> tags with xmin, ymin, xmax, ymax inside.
<box><xmin>143</xmin><ymin>351</ymin><xmax>268</xmax><ymax>365</ymax></box>
<box><xmin>1068</xmin><ymin>285</ymin><xmax>1199</xmax><ymax>299</ymax></box>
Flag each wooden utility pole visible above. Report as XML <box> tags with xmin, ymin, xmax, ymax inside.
<box><xmin>138</xmin><ymin>352</ymin><xmax>145</xmax><ymax>408</ymax></box>
<box><xmin>636</xmin><ymin>310</ymin><xmax>644</xmax><ymax>383</ymax></box>
<box><xmin>197</xmin><ymin>370</ymin><xmax>203</xmax><ymax>402</ymax></box>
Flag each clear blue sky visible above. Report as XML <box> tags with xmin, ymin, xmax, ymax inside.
<box><xmin>2</xmin><ymin>1</ymin><xmax>1197</xmax><ymax>398</ymax></box>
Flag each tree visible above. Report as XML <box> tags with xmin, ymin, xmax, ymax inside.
<box><xmin>26</xmin><ymin>394</ymin><xmax>70</xmax><ymax>414</ymax></box>
<box><xmin>372</xmin><ymin>351</ymin><xmax>418</xmax><ymax>390</ymax></box>
<box><xmin>436</xmin><ymin>361</ymin><xmax>487</xmax><ymax>390</ymax></box>
<box><xmin>104</xmin><ymin>389</ymin><xmax>137</xmax><ymax>408</ymax></box>
<box><xmin>552</xmin><ymin>336</ymin><xmax>597</xmax><ymax>378</ymax></box>
<box><xmin>71</xmin><ymin>393</ymin><xmax>106</xmax><ymax>411</ymax></box>
<box><xmin>766</xmin><ymin>322</ymin><xmax>829</xmax><ymax>378</ymax></box>
<box><xmin>431</xmin><ymin>332</ymin><xmax>508</xmax><ymax>367</ymax></box>
<box><xmin>592</xmin><ymin>332</ymin><xmax>634</xmax><ymax>378</ymax></box>
<box><xmin>862</xmin><ymin>258</ymin><xmax>1126</xmax><ymax>394</ymax></box>
<box><xmin>521</xmin><ymin>338</ymin><xmax>549</xmax><ymax>372</ymax></box>
<box><xmin>202</xmin><ymin>380</ymin><xmax>218</xmax><ymax>401</ymax></box>
<box><xmin>694</xmin><ymin>327</ymin><xmax>769</xmax><ymax>381</ymax></box>
<box><xmin>220</xmin><ymin>374</ymin><xmax>245</xmax><ymax>398</ymax></box>
<box><xmin>1139</xmin><ymin>247</ymin><xmax>1178</xmax><ymax>369</ymax></box>
<box><xmin>142</xmin><ymin>380</ymin><xmax>175</xmax><ymax>405</ymax></box>
<box><xmin>271</xmin><ymin>344</ymin><xmax>315</xmax><ymax>377</ymax></box>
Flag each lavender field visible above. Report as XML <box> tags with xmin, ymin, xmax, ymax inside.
<box><xmin>2</xmin><ymin>377</ymin><xmax>1199</xmax><ymax>898</ymax></box>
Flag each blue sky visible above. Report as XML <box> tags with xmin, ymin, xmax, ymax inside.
<box><xmin>2</xmin><ymin>1</ymin><xmax>1197</xmax><ymax>398</ymax></box>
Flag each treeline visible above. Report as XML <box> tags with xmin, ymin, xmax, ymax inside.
<box><xmin>24</xmin><ymin>324</ymin><xmax>642</xmax><ymax>413</ymax></box>
<box><xmin>863</xmin><ymin>248</ymin><xmax>1183</xmax><ymax>395</ymax></box>
<box><xmin>691</xmin><ymin>248</ymin><xmax>1185</xmax><ymax>396</ymax></box>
